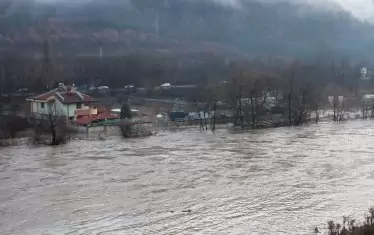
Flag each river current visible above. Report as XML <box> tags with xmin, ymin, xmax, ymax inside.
<box><xmin>1</xmin><ymin>121</ymin><xmax>374</xmax><ymax>234</ymax></box>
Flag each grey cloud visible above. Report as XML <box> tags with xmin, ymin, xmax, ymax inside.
<box><xmin>30</xmin><ymin>0</ymin><xmax>374</xmax><ymax>22</ymax></box>
<box><xmin>209</xmin><ymin>0</ymin><xmax>374</xmax><ymax>22</ymax></box>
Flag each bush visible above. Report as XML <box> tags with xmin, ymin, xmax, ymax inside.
<box><xmin>0</xmin><ymin>115</ymin><xmax>29</xmax><ymax>139</ymax></box>
<box><xmin>316</xmin><ymin>208</ymin><xmax>374</xmax><ymax>235</ymax></box>
<box><xmin>32</xmin><ymin>115</ymin><xmax>72</xmax><ymax>145</ymax></box>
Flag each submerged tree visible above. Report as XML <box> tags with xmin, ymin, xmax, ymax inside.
<box><xmin>225</xmin><ymin>60</ymin><xmax>282</xmax><ymax>129</ymax></box>
<box><xmin>120</xmin><ymin>103</ymin><xmax>132</xmax><ymax>138</ymax></box>
<box><xmin>33</xmin><ymin>111</ymin><xmax>70</xmax><ymax>146</ymax></box>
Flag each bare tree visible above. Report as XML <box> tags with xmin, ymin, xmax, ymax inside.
<box><xmin>0</xmin><ymin>115</ymin><xmax>28</xmax><ymax>140</ymax></box>
<box><xmin>281</xmin><ymin>62</ymin><xmax>328</xmax><ymax>126</ymax></box>
<box><xmin>237</xmin><ymin>84</ymin><xmax>244</xmax><ymax>129</ymax></box>
<box><xmin>282</xmin><ymin>62</ymin><xmax>299</xmax><ymax>126</ymax></box>
<box><xmin>193</xmin><ymin>100</ymin><xmax>208</xmax><ymax>131</ymax></box>
<box><xmin>225</xmin><ymin>60</ymin><xmax>282</xmax><ymax>129</ymax></box>
<box><xmin>33</xmin><ymin>104</ymin><xmax>70</xmax><ymax>145</ymax></box>
<box><xmin>211</xmin><ymin>100</ymin><xmax>217</xmax><ymax>132</ymax></box>
<box><xmin>244</xmin><ymin>71</ymin><xmax>277</xmax><ymax>128</ymax></box>
<box><xmin>288</xmin><ymin>69</ymin><xmax>295</xmax><ymax>125</ymax></box>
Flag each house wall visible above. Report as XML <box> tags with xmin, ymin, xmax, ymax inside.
<box><xmin>55</xmin><ymin>99</ymin><xmax>67</xmax><ymax>116</ymax></box>
<box><xmin>66</xmin><ymin>104</ymin><xmax>77</xmax><ymax>118</ymax></box>
<box><xmin>30</xmin><ymin>101</ymin><xmax>56</xmax><ymax>115</ymax></box>
<box><xmin>29</xmin><ymin>97</ymin><xmax>91</xmax><ymax>120</ymax></box>
<box><xmin>55</xmin><ymin>100</ymin><xmax>90</xmax><ymax>120</ymax></box>
<box><xmin>29</xmin><ymin>101</ymin><xmax>38</xmax><ymax>114</ymax></box>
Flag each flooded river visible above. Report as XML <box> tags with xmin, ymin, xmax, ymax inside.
<box><xmin>1</xmin><ymin>121</ymin><xmax>374</xmax><ymax>234</ymax></box>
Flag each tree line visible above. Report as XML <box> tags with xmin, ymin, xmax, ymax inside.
<box><xmin>0</xmin><ymin>52</ymin><xmax>368</xmax><ymax>93</ymax></box>
<box><xmin>186</xmin><ymin>58</ymin><xmax>368</xmax><ymax>130</ymax></box>
<box><xmin>0</xmin><ymin>52</ymin><xmax>231</xmax><ymax>94</ymax></box>
<box><xmin>0</xmin><ymin>51</ymin><xmax>372</xmax><ymax>129</ymax></box>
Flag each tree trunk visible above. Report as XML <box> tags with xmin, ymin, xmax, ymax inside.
<box><xmin>333</xmin><ymin>96</ymin><xmax>337</xmax><ymax>122</ymax></box>
<box><xmin>315</xmin><ymin>107</ymin><xmax>319</xmax><ymax>124</ymax></box>
<box><xmin>251</xmin><ymin>96</ymin><xmax>256</xmax><ymax>129</ymax></box>
<box><xmin>362</xmin><ymin>101</ymin><xmax>366</xmax><ymax>120</ymax></box>
<box><xmin>288</xmin><ymin>71</ymin><xmax>295</xmax><ymax>126</ymax></box>
<box><xmin>233</xmin><ymin>96</ymin><xmax>239</xmax><ymax>126</ymax></box>
<box><xmin>296</xmin><ymin>91</ymin><xmax>306</xmax><ymax>126</ymax></box>
<box><xmin>212</xmin><ymin>100</ymin><xmax>217</xmax><ymax>132</ymax></box>
<box><xmin>120</xmin><ymin>103</ymin><xmax>133</xmax><ymax>138</ymax></box>
<box><xmin>48</xmin><ymin>114</ymin><xmax>57</xmax><ymax>145</ymax></box>
<box><xmin>238</xmin><ymin>85</ymin><xmax>244</xmax><ymax>129</ymax></box>
<box><xmin>194</xmin><ymin>101</ymin><xmax>204</xmax><ymax>131</ymax></box>
<box><xmin>338</xmin><ymin>99</ymin><xmax>345</xmax><ymax>121</ymax></box>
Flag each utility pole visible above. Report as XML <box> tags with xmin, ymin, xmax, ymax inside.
<box><xmin>99</xmin><ymin>46</ymin><xmax>103</xmax><ymax>61</ymax></box>
<box><xmin>73</xmin><ymin>67</ymin><xmax>76</xmax><ymax>85</ymax></box>
<box><xmin>155</xmin><ymin>11</ymin><xmax>159</xmax><ymax>36</ymax></box>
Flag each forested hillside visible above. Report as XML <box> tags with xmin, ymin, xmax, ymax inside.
<box><xmin>0</xmin><ymin>0</ymin><xmax>373</xmax><ymax>59</ymax></box>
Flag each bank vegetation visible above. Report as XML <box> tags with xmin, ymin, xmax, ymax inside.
<box><xmin>317</xmin><ymin>208</ymin><xmax>374</xmax><ymax>235</ymax></box>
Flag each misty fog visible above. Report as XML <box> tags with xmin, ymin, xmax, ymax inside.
<box><xmin>30</xmin><ymin>0</ymin><xmax>374</xmax><ymax>22</ymax></box>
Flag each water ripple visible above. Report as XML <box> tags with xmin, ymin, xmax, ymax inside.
<box><xmin>1</xmin><ymin>122</ymin><xmax>374</xmax><ymax>234</ymax></box>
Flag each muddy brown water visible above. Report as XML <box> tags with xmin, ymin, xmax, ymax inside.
<box><xmin>1</xmin><ymin>121</ymin><xmax>374</xmax><ymax>234</ymax></box>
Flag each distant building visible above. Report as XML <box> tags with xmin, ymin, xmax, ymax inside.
<box><xmin>26</xmin><ymin>83</ymin><xmax>98</xmax><ymax>121</ymax></box>
<box><xmin>360</xmin><ymin>67</ymin><xmax>373</xmax><ymax>80</ymax></box>
<box><xmin>362</xmin><ymin>94</ymin><xmax>374</xmax><ymax>107</ymax></box>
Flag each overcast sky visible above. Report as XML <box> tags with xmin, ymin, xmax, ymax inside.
<box><xmin>33</xmin><ymin>0</ymin><xmax>374</xmax><ymax>22</ymax></box>
<box><xmin>336</xmin><ymin>0</ymin><xmax>374</xmax><ymax>21</ymax></box>
<box><xmin>211</xmin><ymin>0</ymin><xmax>374</xmax><ymax>22</ymax></box>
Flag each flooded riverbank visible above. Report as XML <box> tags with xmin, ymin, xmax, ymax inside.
<box><xmin>1</xmin><ymin>121</ymin><xmax>374</xmax><ymax>234</ymax></box>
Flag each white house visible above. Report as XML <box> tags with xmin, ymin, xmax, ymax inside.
<box><xmin>27</xmin><ymin>84</ymin><xmax>98</xmax><ymax>121</ymax></box>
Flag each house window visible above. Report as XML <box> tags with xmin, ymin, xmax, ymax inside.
<box><xmin>77</xmin><ymin>103</ymin><xmax>82</xmax><ymax>109</ymax></box>
<box><xmin>41</xmin><ymin>102</ymin><xmax>45</xmax><ymax>109</ymax></box>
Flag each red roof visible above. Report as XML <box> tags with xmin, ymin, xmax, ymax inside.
<box><xmin>56</xmin><ymin>92</ymin><xmax>94</xmax><ymax>104</ymax></box>
<box><xmin>28</xmin><ymin>86</ymin><xmax>96</xmax><ymax>104</ymax></box>
<box><xmin>75</xmin><ymin>112</ymin><xmax>119</xmax><ymax>126</ymax></box>
<box><xmin>31</xmin><ymin>89</ymin><xmax>57</xmax><ymax>101</ymax></box>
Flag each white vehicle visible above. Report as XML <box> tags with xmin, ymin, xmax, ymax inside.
<box><xmin>160</xmin><ymin>83</ymin><xmax>171</xmax><ymax>89</ymax></box>
<box><xmin>16</xmin><ymin>88</ymin><xmax>29</xmax><ymax>93</ymax></box>
<box><xmin>97</xmin><ymin>86</ymin><xmax>109</xmax><ymax>90</ymax></box>
<box><xmin>124</xmin><ymin>84</ymin><xmax>135</xmax><ymax>89</ymax></box>
<box><xmin>111</xmin><ymin>109</ymin><xmax>121</xmax><ymax>114</ymax></box>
